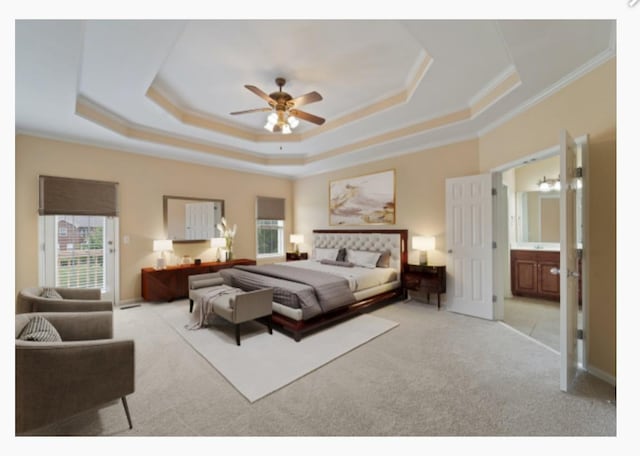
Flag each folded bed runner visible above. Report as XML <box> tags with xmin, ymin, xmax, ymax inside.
<box><xmin>234</xmin><ymin>264</ymin><xmax>356</xmax><ymax>315</ymax></box>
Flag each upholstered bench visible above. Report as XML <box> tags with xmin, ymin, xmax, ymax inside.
<box><xmin>188</xmin><ymin>272</ymin><xmax>273</xmax><ymax>345</ymax></box>
<box><xmin>188</xmin><ymin>272</ymin><xmax>226</xmax><ymax>313</ymax></box>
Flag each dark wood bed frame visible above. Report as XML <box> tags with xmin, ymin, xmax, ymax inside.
<box><xmin>270</xmin><ymin>229</ymin><xmax>408</xmax><ymax>341</ymax></box>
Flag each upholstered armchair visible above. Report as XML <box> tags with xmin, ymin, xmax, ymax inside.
<box><xmin>15</xmin><ymin>311</ymin><xmax>135</xmax><ymax>434</ymax></box>
<box><xmin>16</xmin><ymin>286</ymin><xmax>113</xmax><ymax>314</ymax></box>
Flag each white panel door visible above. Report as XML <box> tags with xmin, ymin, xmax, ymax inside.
<box><xmin>559</xmin><ymin>130</ymin><xmax>581</xmax><ymax>392</ymax></box>
<box><xmin>446</xmin><ymin>174</ymin><xmax>494</xmax><ymax>320</ymax></box>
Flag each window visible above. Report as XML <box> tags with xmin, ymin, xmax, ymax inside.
<box><xmin>256</xmin><ymin>196</ymin><xmax>285</xmax><ymax>258</ymax></box>
<box><xmin>38</xmin><ymin>175</ymin><xmax>119</xmax><ymax>302</ymax></box>
<box><xmin>257</xmin><ymin>219</ymin><xmax>284</xmax><ymax>257</ymax></box>
<box><xmin>54</xmin><ymin>215</ymin><xmax>106</xmax><ymax>289</ymax></box>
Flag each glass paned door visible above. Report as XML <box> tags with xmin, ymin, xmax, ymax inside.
<box><xmin>40</xmin><ymin>215</ymin><xmax>117</xmax><ymax>303</ymax></box>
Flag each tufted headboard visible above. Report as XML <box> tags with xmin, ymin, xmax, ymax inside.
<box><xmin>312</xmin><ymin>229</ymin><xmax>408</xmax><ymax>273</ymax></box>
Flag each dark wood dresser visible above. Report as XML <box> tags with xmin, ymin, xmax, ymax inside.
<box><xmin>141</xmin><ymin>258</ymin><xmax>256</xmax><ymax>302</ymax></box>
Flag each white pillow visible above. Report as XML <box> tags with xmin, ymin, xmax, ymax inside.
<box><xmin>346</xmin><ymin>250</ymin><xmax>381</xmax><ymax>269</ymax></box>
<box><xmin>314</xmin><ymin>248</ymin><xmax>339</xmax><ymax>261</ymax></box>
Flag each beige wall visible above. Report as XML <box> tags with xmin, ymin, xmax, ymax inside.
<box><xmin>15</xmin><ymin>135</ymin><xmax>293</xmax><ymax>302</ymax></box>
<box><xmin>479</xmin><ymin>58</ymin><xmax>616</xmax><ymax>379</ymax></box>
<box><xmin>294</xmin><ymin>139</ymin><xmax>480</xmax><ymax>267</ymax></box>
<box><xmin>514</xmin><ymin>155</ymin><xmax>560</xmax><ymax>193</ymax></box>
<box><xmin>540</xmin><ymin>197</ymin><xmax>560</xmax><ymax>243</ymax></box>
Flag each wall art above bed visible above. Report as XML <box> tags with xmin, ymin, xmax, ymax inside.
<box><xmin>329</xmin><ymin>169</ymin><xmax>395</xmax><ymax>225</ymax></box>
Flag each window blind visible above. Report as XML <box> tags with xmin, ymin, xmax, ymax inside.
<box><xmin>39</xmin><ymin>175</ymin><xmax>119</xmax><ymax>217</ymax></box>
<box><xmin>256</xmin><ymin>196</ymin><xmax>285</xmax><ymax>220</ymax></box>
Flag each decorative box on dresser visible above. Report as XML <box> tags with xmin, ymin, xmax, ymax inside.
<box><xmin>141</xmin><ymin>258</ymin><xmax>256</xmax><ymax>302</ymax></box>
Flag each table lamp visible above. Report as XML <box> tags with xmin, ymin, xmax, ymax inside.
<box><xmin>290</xmin><ymin>234</ymin><xmax>304</xmax><ymax>254</ymax></box>
<box><xmin>412</xmin><ymin>236</ymin><xmax>435</xmax><ymax>266</ymax></box>
<box><xmin>153</xmin><ymin>239</ymin><xmax>173</xmax><ymax>269</ymax></box>
<box><xmin>211</xmin><ymin>237</ymin><xmax>226</xmax><ymax>262</ymax></box>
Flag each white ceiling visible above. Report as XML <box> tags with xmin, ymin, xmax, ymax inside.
<box><xmin>15</xmin><ymin>19</ymin><xmax>615</xmax><ymax>178</ymax></box>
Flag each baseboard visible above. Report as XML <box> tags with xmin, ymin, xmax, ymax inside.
<box><xmin>587</xmin><ymin>365</ymin><xmax>616</xmax><ymax>386</ymax></box>
<box><xmin>118</xmin><ymin>297</ymin><xmax>143</xmax><ymax>309</ymax></box>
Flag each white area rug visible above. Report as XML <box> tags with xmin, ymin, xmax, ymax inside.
<box><xmin>152</xmin><ymin>300</ymin><xmax>398</xmax><ymax>402</ymax></box>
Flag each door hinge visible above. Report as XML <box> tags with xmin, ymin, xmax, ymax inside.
<box><xmin>492</xmin><ymin>241</ymin><xmax>497</xmax><ymax>249</ymax></box>
<box><xmin>577</xmin><ymin>329</ymin><xmax>584</xmax><ymax>340</ymax></box>
<box><xmin>577</xmin><ymin>249</ymin><xmax>583</xmax><ymax>259</ymax></box>
<box><xmin>492</xmin><ymin>295</ymin><xmax>497</xmax><ymax>303</ymax></box>
<box><xmin>576</xmin><ymin>166</ymin><xmax>583</xmax><ymax>178</ymax></box>
<box><xmin>491</xmin><ymin>188</ymin><xmax>497</xmax><ymax>196</ymax></box>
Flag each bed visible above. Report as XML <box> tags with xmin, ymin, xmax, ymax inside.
<box><xmin>219</xmin><ymin>229</ymin><xmax>408</xmax><ymax>341</ymax></box>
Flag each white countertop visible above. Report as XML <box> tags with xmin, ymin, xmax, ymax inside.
<box><xmin>511</xmin><ymin>243</ymin><xmax>560</xmax><ymax>252</ymax></box>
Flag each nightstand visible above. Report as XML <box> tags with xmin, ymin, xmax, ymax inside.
<box><xmin>402</xmin><ymin>264</ymin><xmax>446</xmax><ymax>309</ymax></box>
<box><xmin>286</xmin><ymin>252</ymin><xmax>308</xmax><ymax>261</ymax></box>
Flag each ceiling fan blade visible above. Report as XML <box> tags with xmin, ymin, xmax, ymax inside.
<box><xmin>245</xmin><ymin>85</ymin><xmax>276</xmax><ymax>105</ymax></box>
<box><xmin>289</xmin><ymin>91</ymin><xmax>323</xmax><ymax>108</ymax></box>
<box><xmin>290</xmin><ymin>109</ymin><xmax>325</xmax><ymax>125</ymax></box>
<box><xmin>230</xmin><ymin>107</ymin><xmax>272</xmax><ymax>115</ymax></box>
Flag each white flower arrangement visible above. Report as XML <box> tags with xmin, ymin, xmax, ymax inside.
<box><xmin>216</xmin><ymin>217</ymin><xmax>237</xmax><ymax>253</ymax></box>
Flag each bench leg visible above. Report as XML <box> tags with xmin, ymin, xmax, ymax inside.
<box><xmin>235</xmin><ymin>323</ymin><xmax>241</xmax><ymax>346</ymax></box>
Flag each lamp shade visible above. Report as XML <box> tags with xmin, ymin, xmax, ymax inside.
<box><xmin>210</xmin><ymin>237</ymin><xmax>226</xmax><ymax>248</ymax></box>
<box><xmin>153</xmin><ymin>239</ymin><xmax>173</xmax><ymax>252</ymax></box>
<box><xmin>290</xmin><ymin>234</ymin><xmax>304</xmax><ymax>245</ymax></box>
<box><xmin>412</xmin><ymin>236</ymin><xmax>435</xmax><ymax>251</ymax></box>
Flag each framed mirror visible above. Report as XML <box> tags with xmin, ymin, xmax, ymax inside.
<box><xmin>516</xmin><ymin>191</ymin><xmax>560</xmax><ymax>243</ymax></box>
<box><xmin>163</xmin><ymin>195</ymin><xmax>225</xmax><ymax>243</ymax></box>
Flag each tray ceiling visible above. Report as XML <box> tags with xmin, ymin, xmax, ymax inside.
<box><xmin>15</xmin><ymin>20</ymin><xmax>615</xmax><ymax>178</ymax></box>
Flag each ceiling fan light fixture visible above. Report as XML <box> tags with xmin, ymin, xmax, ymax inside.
<box><xmin>264</xmin><ymin>111</ymin><xmax>277</xmax><ymax>131</ymax></box>
<box><xmin>287</xmin><ymin>115</ymin><xmax>299</xmax><ymax>128</ymax></box>
<box><xmin>231</xmin><ymin>77</ymin><xmax>325</xmax><ymax>134</ymax></box>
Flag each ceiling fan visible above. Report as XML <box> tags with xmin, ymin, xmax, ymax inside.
<box><xmin>230</xmin><ymin>77</ymin><xmax>325</xmax><ymax>134</ymax></box>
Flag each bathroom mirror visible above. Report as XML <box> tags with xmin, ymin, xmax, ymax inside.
<box><xmin>516</xmin><ymin>191</ymin><xmax>560</xmax><ymax>243</ymax></box>
<box><xmin>163</xmin><ymin>195</ymin><xmax>225</xmax><ymax>243</ymax></box>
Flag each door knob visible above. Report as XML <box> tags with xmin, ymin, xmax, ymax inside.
<box><xmin>550</xmin><ymin>267</ymin><xmax>560</xmax><ymax>275</ymax></box>
<box><xmin>447</xmin><ymin>249</ymin><xmax>453</xmax><ymax>254</ymax></box>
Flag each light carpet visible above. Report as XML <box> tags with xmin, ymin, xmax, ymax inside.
<box><xmin>152</xmin><ymin>300</ymin><xmax>398</xmax><ymax>402</ymax></box>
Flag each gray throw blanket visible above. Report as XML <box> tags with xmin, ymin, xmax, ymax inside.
<box><xmin>186</xmin><ymin>285</ymin><xmax>242</xmax><ymax>330</ymax></box>
<box><xmin>234</xmin><ymin>264</ymin><xmax>356</xmax><ymax>314</ymax></box>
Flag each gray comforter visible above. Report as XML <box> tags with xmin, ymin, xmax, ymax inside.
<box><xmin>220</xmin><ymin>264</ymin><xmax>356</xmax><ymax>320</ymax></box>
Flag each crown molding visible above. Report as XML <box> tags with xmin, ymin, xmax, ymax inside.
<box><xmin>296</xmin><ymin>133</ymin><xmax>479</xmax><ymax>179</ymax></box>
<box><xmin>477</xmin><ymin>48</ymin><xmax>616</xmax><ymax>137</ymax></box>
<box><xmin>144</xmin><ymin>51</ymin><xmax>434</xmax><ymax>144</ymax></box>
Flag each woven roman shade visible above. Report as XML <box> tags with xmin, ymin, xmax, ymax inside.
<box><xmin>38</xmin><ymin>175</ymin><xmax>119</xmax><ymax>216</ymax></box>
<box><xmin>256</xmin><ymin>196</ymin><xmax>285</xmax><ymax>220</ymax></box>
